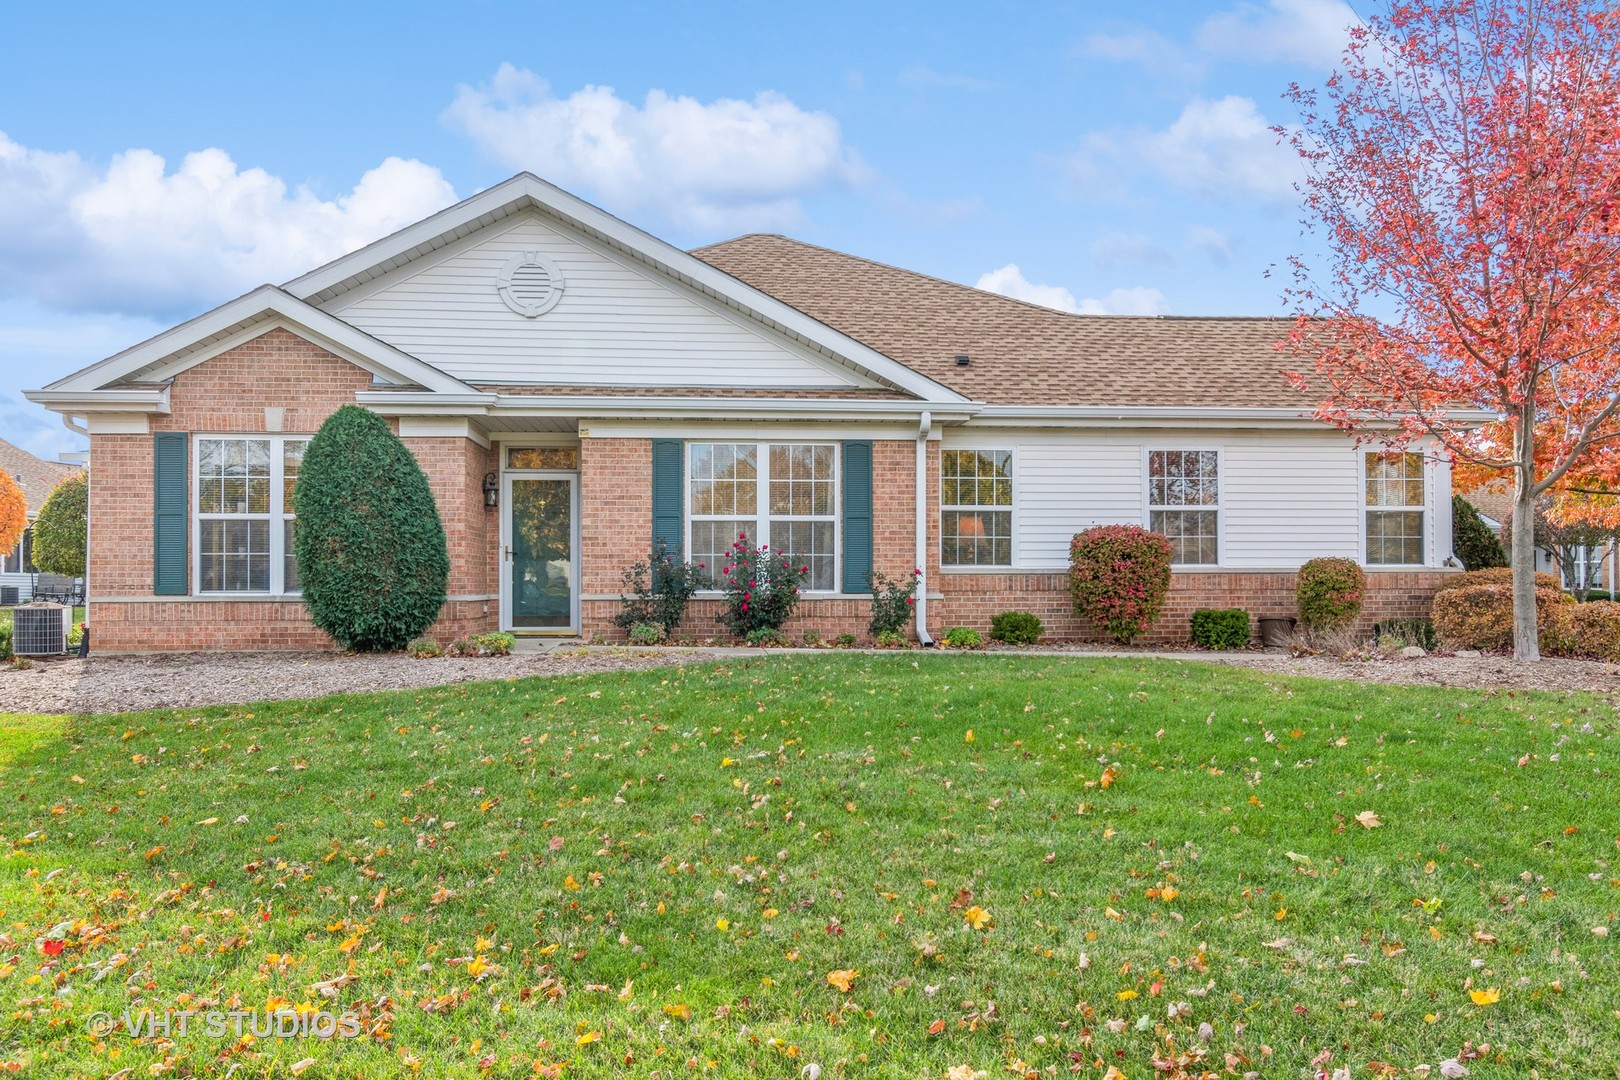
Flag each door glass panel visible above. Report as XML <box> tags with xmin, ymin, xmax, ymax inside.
<box><xmin>510</xmin><ymin>478</ymin><xmax>574</xmax><ymax>628</ymax></box>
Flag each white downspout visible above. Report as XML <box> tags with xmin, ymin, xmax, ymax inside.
<box><xmin>915</xmin><ymin>411</ymin><xmax>934</xmax><ymax>646</ymax></box>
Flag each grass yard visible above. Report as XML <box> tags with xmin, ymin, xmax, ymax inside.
<box><xmin>0</xmin><ymin>655</ymin><xmax>1616</xmax><ymax>1078</ymax></box>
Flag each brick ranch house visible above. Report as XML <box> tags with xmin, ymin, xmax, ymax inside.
<box><xmin>26</xmin><ymin>173</ymin><xmax>1467</xmax><ymax>652</ymax></box>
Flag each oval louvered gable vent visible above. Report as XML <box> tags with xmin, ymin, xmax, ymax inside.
<box><xmin>496</xmin><ymin>251</ymin><xmax>566</xmax><ymax>317</ymax></box>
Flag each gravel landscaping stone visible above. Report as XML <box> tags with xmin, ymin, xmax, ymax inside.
<box><xmin>5</xmin><ymin>645</ymin><xmax>1620</xmax><ymax>715</ymax></box>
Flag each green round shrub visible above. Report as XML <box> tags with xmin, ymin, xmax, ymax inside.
<box><xmin>1189</xmin><ymin>608</ymin><xmax>1251</xmax><ymax>649</ymax></box>
<box><xmin>31</xmin><ymin>471</ymin><xmax>87</xmax><ymax>577</ymax></box>
<box><xmin>988</xmin><ymin>610</ymin><xmax>1044</xmax><ymax>645</ymax></box>
<box><xmin>941</xmin><ymin>626</ymin><xmax>984</xmax><ymax>649</ymax></box>
<box><xmin>1295</xmin><ymin>557</ymin><xmax>1366</xmax><ymax>630</ymax></box>
<box><xmin>293</xmin><ymin>405</ymin><xmax>449</xmax><ymax>651</ymax></box>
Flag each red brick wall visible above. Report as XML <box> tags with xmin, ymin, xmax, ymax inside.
<box><xmin>937</xmin><ymin>568</ymin><xmax>1455</xmax><ymax>644</ymax></box>
<box><xmin>88</xmin><ymin>328</ymin><xmax>495</xmax><ymax>651</ymax></box>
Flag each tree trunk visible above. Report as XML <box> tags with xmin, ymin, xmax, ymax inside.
<box><xmin>1512</xmin><ymin>402</ymin><xmax>1540</xmax><ymax>662</ymax></box>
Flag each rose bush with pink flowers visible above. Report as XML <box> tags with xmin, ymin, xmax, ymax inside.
<box><xmin>717</xmin><ymin>534</ymin><xmax>809</xmax><ymax>638</ymax></box>
<box><xmin>868</xmin><ymin>569</ymin><xmax>922</xmax><ymax>640</ymax></box>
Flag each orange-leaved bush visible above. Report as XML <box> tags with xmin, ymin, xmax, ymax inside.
<box><xmin>1432</xmin><ymin>584</ymin><xmax>1574</xmax><ymax>653</ymax></box>
<box><xmin>0</xmin><ymin>468</ymin><xmax>25</xmax><ymax>558</ymax></box>
<box><xmin>1571</xmin><ymin>600</ymin><xmax>1620</xmax><ymax>662</ymax></box>
<box><xmin>1296</xmin><ymin>557</ymin><xmax>1365</xmax><ymax>630</ymax></box>
<box><xmin>1433</xmin><ymin>567</ymin><xmax>1564</xmax><ymax>595</ymax></box>
<box><xmin>1068</xmin><ymin>525</ymin><xmax>1172</xmax><ymax>644</ymax></box>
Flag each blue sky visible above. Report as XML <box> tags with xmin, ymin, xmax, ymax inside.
<box><xmin>0</xmin><ymin>0</ymin><xmax>1357</xmax><ymax>459</ymax></box>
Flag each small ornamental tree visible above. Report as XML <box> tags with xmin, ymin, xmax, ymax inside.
<box><xmin>31</xmin><ymin>471</ymin><xmax>87</xmax><ymax>577</ymax></box>
<box><xmin>1068</xmin><ymin>525</ymin><xmax>1173</xmax><ymax>644</ymax></box>
<box><xmin>1451</xmin><ymin>495</ymin><xmax>1507</xmax><ymax>571</ymax></box>
<box><xmin>0</xmin><ymin>469</ymin><xmax>24</xmax><ymax>559</ymax></box>
<box><xmin>293</xmin><ymin>405</ymin><xmax>449</xmax><ymax>651</ymax></box>
<box><xmin>1282</xmin><ymin>1</ymin><xmax>1620</xmax><ymax>660</ymax></box>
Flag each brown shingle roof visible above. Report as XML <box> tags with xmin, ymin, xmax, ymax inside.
<box><xmin>0</xmin><ymin>439</ymin><xmax>80</xmax><ymax>517</ymax></box>
<box><xmin>690</xmin><ymin>234</ymin><xmax>1313</xmax><ymax>408</ymax></box>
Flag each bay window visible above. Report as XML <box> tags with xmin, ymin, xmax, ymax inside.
<box><xmin>1364</xmin><ymin>451</ymin><xmax>1425</xmax><ymax>565</ymax></box>
<box><xmin>196</xmin><ymin>436</ymin><xmax>307</xmax><ymax>594</ymax></box>
<box><xmin>688</xmin><ymin>442</ymin><xmax>838</xmax><ymax>591</ymax></box>
<box><xmin>941</xmin><ymin>449</ymin><xmax>1013</xmax><ymax>566</ymax></box>
<box><xmin>1148</xmin><ymin>449</ymin><xmax>1219</xmax><ymax>565</ymax></box>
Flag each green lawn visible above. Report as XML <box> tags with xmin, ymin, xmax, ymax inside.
<box><xmin>0</xmin><ymin>655</ymin><xmax>1616</xmax><ymax>1077</ymax></box>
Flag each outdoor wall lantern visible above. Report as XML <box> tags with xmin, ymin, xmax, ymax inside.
<box><xmin>482</xmin><ymin>472</ymin><xmax>499</xmax><ymax>509</ymax></box>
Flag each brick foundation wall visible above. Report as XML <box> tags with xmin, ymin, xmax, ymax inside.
<box><xmin>88</xmin><ymin>328</ymin><xmax>496</xmax><ymax>652</ymax></box>
<box><xmin>937</xmin><ymin>568</ymin><xmax>1456</xmax><ymax>644</ymax></box>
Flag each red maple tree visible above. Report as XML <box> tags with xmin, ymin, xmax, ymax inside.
<box><xmin>1283</xmin><ymin>0</ymin><xmax>1620</xmax><ymax>660</ymax></box>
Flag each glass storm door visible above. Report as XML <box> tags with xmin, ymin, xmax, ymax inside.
<box><xmin>503</xmin><ymin>475</ymin><xmax>577</xmax><ymax>631</ymax></box>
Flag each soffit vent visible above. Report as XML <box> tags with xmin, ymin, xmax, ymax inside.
<box><xmin>496</xmin><ymin>251</ymin><xmax>566</xmax><ymax>318</ymax></box>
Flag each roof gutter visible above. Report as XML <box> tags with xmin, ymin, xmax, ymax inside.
<box><xmin>970</xmin><ymin>404</ymin><xmax>1499</xmax><ymax>428</ymax></box>
<box><xmin>355</xmin><ymin>390</ymin><xmax>980</xmax><ymax>424</ymax></box>
<box><xmin>23</xmin><ymin>386</ymin><xmax>171</xmax><ymax>414</ymax></box>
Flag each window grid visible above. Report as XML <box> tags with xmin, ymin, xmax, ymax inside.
<box><xmin>941</xmin><ymin>449</ymin><xmax>1013</xmax><ymax>567</ymax></box>
<box><xmin>688</xmin><ymin>443</ymin><xmax>839</xmax><ymax>591</ymax></box>
<box><xmin>196</xmin><ymin>435</ymin><xmax>307</xmax><ymax>595</ymax></box>
<box><xmin>1364</xmin><ymin>451</ymin><xmax>1425</xmax><ymax>565</ymax></box>
<box><xmin>1148</xmin><ymin>449</ymin><xmax>1219</xmax><ymax>565</ymax></box>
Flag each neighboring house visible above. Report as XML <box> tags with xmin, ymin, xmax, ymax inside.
<box><xmin>1462</xmin><ymin>489</ymin><xmax>1618</xmax><ymax>593</ymax></box>
<box><xmin>26</xmin><ymin>174</ymin><xmax>1463</xmax><ymax>652</ymax></box>
<box><xmin>0</xmin><ymin>438</ymin><xmax>82</xmax><ymax>603</ymax></box>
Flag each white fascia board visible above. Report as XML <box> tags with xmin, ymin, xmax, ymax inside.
<box><xmin>40</xmin><ymin>286</ymin><xmax>475</xmax><ymax>397</ymax></box>
<box><xmin>283</xmin><ymin>174</ymin><xmax>969</xmax><ymax>406</ymax></box>
<box><xmin>24</xmin><ymin>386</ymin><xmax>170</xmax><ymax>414</ymax></box>
<box><xmin>355</xmin><ymin>390</ymin><xmax>978</xmax><ymax>425</ymax></box>
<box><xmin>969</xmin><ymin>405</ymin><xmax>1498</xmax><ymax>429</ymax></box>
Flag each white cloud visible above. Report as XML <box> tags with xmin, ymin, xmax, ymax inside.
<box><xmin>897</xmin><ymin>64</ymin><xmax>994</xmax><ymax>92</ymax></box>
<box><xmin>1187</xmin><ymin>224</ymin><xmax>1236</xmax><ymax>264</ymax></box>
<box><xmin>1090</xmin><ymin>231</ymin><xmax>1173</xmax><ymax>269</ymax></box>
<box><xmin>974</xmin><ymin>264</ymin><xmax>1168</xmax><ymax>316</ymax></box>
<box><xmin>1197</xmin><ymin>0</ymin><xmax>1359</xmax><ymax>68</ymax></box>
<box><xmin>444</xmin><ymin>65</ymin><xmax>865</xmax><ymax>233</ymax></box>
<box><xmin>1075</xmin><ymin>286</ymin><xmax>1169</xmax><ymax>316</ymax></box>
<box><xmin>1068</xmin><ymin>95</ymin><xmax>1302</xmax><ymax>202</ymax></box>
<box><xmin>0</xmin><ymin>131</ymin><xmax>457</xmax><ymax>317</ymax></box>
<box><xmin>1078</xmin><ymin>29</ymin><xmax>1204</xmax><ymax>82</ymax></box>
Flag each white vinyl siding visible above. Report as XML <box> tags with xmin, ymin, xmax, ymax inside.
<box><xmin>328</xmin><ymin>215</ymin><xmax>873</xmax><ymax>389</ymax></box>
<box><xmin>940</xmin><ymin>430</ymin><xmax>1448</xmax><ymax>570</ymax></box>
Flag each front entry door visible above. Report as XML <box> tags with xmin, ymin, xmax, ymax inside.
<box><xmin>502</xmin><ymin>474</ymin><xmax>578</xmax><ymax>632</ymax></box>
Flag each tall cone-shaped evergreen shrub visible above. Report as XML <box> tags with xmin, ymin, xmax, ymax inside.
<box><xmin>294</xmin><ymin>405</ymin><xmax>449</xmax><ymax>651</ymax></box>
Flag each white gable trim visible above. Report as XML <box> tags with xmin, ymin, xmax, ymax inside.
<box><xmin>282</xmin><ymin>174</ymin><xmax>968</xmax><ymax>404</ymax></box>
<box><xmin>37</xmin><ymin>286</ymin><xmax>476</xmax><ymax>396</ymax></box>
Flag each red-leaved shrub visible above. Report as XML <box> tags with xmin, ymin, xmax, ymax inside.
<box><xmin>1068</xmin><ymin>525</ymin><xmax>1173</xmax><ymax>644</ymax></box>
<box><xmin>1432</xmin><ymin>567</ymin><xmax>1564</xmax><ymax>595</ymax></box>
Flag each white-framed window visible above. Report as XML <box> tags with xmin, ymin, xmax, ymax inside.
<box><xmin>195</xmin><ymin>435</ymin><xmax>307</xmax><ymax>594</ymax></box>
<box><xmin>1564</xmin><ymin>544</ymin><xmax>1606</xmax><ymax>592</ymax></box>
<box><xmin>1147</xmin><ymin>449</ymin><xmax>1220</xmax><ymax>565</ymax></box>
<box><xmin>687</xmin><ymin>442</ymin><xmax>839</xmax><ymax>591</ymax></box>
<box><xmin>2</xmin><ymin>527</ymin><xmax>30</xmax><ymax>574</ymax></box>
<box><xmin>941</xmin><ymin>449</ymin><xmax>1013</xmax><ymax>566</ymax></box>
<box><xmin>1365</xmin><ymin>451</ymin><xmax>1425</xmax><ymax>565</ymax></box>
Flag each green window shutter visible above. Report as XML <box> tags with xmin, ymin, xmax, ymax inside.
<box><xmin>842</xmin><ymin>440</ymin><xmax>873</xmax><ymax>594</ymax></box>
<box><xmin>153</xmin><ymin>432</ymin><xmax>189</xmax><ymax>595</ymax></box>
<box><xmin>651</xmin><ymin>439</ymin><xmax>684</xmax><ymax>557</ymax></box>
